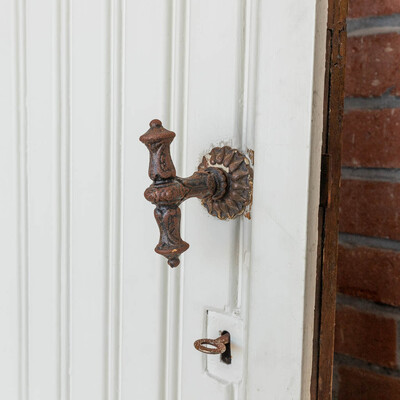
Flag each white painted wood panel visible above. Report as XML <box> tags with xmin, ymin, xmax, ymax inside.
<box><xmin>0</xmin><ymin>1</ymin><xmax>20</xmax><ymax>398</ymax></box>
<box><xmin>247</xmin><ymin>0</ymin><xmax>326</xmax><ymax>398</ymax></box>
<box><xmin>0</xmin><ymin>0</ymin><xmax>327</xmax><ymax>399</ymax></box>
<box><xmin>25</xmin><ymin>0</ymin><xmax>59</xmax><ymax>396</ymax></box>
<box><xmin>69</xmin><ymin>0</ymin><xmax>110</xmax><ymax>398</ymax></box>
<box><xmin>180</xmin><ymin>1</ymin><xmax>245</xmax><ymax>399</ymax></box>
<box><xmin>122</xmin><ymin>1</ymin><xmax>171</xmax><ymax>399</ymax></box>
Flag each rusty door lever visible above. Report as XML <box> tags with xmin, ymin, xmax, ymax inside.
<box><xmin>140</xmin><ymin>119</ymin><xmax>253</xmax><ymax>268</ymax></box>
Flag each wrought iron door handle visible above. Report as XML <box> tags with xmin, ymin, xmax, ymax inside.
<box><xmin>140</xmin><ymin>119</ymin><xmax>253</xmax><ymax>268</ymax></box>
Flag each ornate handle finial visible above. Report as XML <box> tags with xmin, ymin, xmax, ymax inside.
<box><xmin>140</xmin><ymin>119</ymin><xmax>253</xmax><ymax>268</ymax></box>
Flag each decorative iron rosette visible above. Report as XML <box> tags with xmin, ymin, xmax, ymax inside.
<box><xmin>198</xmin><ymin>146</ymin><xmax>253</xmax><ymax>220</ymax></box>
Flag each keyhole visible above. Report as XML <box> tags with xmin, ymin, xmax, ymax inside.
<box><xmin>220</xmin><ymin>330</ymin><xmax>231</xmax><ymax>365</ymax></box>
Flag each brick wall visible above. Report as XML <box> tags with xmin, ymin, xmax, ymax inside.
<box><xmin>334</xmin><ymin>2</ymin><xmax>400</xmax><ymax>399</ymax></box>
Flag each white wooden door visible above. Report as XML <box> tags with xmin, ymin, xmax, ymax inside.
<box><xmin>0</xmin><ymin>0</ymin><xmax>327</xmax><ymax>399</ymax></box>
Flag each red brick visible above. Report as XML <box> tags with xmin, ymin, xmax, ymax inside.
<box><xmin>339</xmin><ymin>180</ymin><xmax>400</xmax><ymax>240</ymax></box>
<box><xmin>348</xmin><ymin>0</ymin><xmax>400</xmax><ymax>18</ymax></box>
<box><xmin>342</xmin><ymin>109</ymin><xmax>400</xmax><ymax>168</ymax></box>
<box><xmin>345</xmin><ymin>34</ymin><xmax>400</xmax><ymax>97</ymax></box>
<box><xmin>338</xmin><ymin>244</ymin><xmax>400</xmax><ymax>306</ymax></box>
<box><xmin>335</xmin><ymin>305</ymin><xmax>397</xmax><ymax>368</ymax></box>
<box><xmin>338</xmin><ymin>367</ymin><xmax>400</xmax><ymax>400</ymax></box>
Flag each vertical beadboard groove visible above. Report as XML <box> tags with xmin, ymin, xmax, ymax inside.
<box><xmin>157</xmin><ymin>3</ymin><xmax>174</xmax><ymax>398</ymax></box>
<box><xmin>235</xmin><ymin>0</ymin><xmax>254</xmax><ymax>312</ymax></box>
<box><xmin>236</xmin><ymin>0</ymin><xmax>247</xmax><ymax>151</ymax></box>
<box><xmin>15</xmin><ymin>0</ymin><xmax>29</xmax><ymax>399</ymax></box>
<box><xmin>103</xmin><ymin>0</ymin><xmax>112</xmax><ymax>395</ymax></box>
<box><xmin>105</xmin><ymin>0</ymin><xmax>125</xmax><ymax>398</ymax></box>
<box><xmin>57</xmin><ymin>0</ymin><xmax>71</xmax><ymax>398</ymax></box>
<box><xmin>155</xmin><ymin>2</ymin><xmax>175</xmax><ymax>398</ymax></box>
<box><xmin>164</xmin><ymin>0</ymin><xmax>190</xmax><ymax>398</ymax></box>
<box><xmin>234</xmin><ymin>0</ymin><xmax>248</xmax><ymax>389</ymax></box>
<box><xmin>239</xmin><ymin>0</ymin><xmax>259</xmax><ymax>398</ymax></box>
<box><xmin>240</xmin><ymin>0</ymin><xmax>259</xmax><ymax>150</ymax></box>
<box><xmin>179</xmin><ymin>10</ymin><xmax>191</xmax><ymax>399</ymax></box>
<box><xmin>55</xmin><ymin>0</ymin><xmax>61</xmax><ymax>398</ymax></box>
<box><xmin>226</xmin><ymin>0</ymin><xmax>249</xmax><ymax>315</ymax></box>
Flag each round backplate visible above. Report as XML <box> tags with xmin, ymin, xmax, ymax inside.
<box><xmin>198</xmin><ymin>146</ymin><xmax>253</xmax><ymax>220</ymax></box>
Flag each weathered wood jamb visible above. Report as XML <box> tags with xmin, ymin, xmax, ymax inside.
<box><xmin>311</xmin><ymin>0</ymin><xmax>348</xmax><ymax>399</ymax></box>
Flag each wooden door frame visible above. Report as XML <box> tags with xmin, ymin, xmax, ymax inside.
<box><xmin>311</xmin><ymin>0</ymin><xmax>348</xmax><ymax>399</ymax></box>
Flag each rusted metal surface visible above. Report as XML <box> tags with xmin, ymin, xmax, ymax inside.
<box><xmin>198</xmin><ymin>146</ymin><xmax>253</xmax><ymax>220</ymax></box>
<box><xmin>193</xmin><ymin>331</ymin><xmax>232</xmax><ymax>364</ymax></box>
<box><xmin>140</xmin><ymin>119</ymin><xmax>253</xmax><ymax>268</ymax></box>
<box><xmin>247</xmin><ymin>148</ymin><xmax>255</xmax><ymax>166</ymax></box>
<box><xmin>311</xmin><ymin>0</ymin><xmax>348</xmax><ymax>399</ymax></box>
